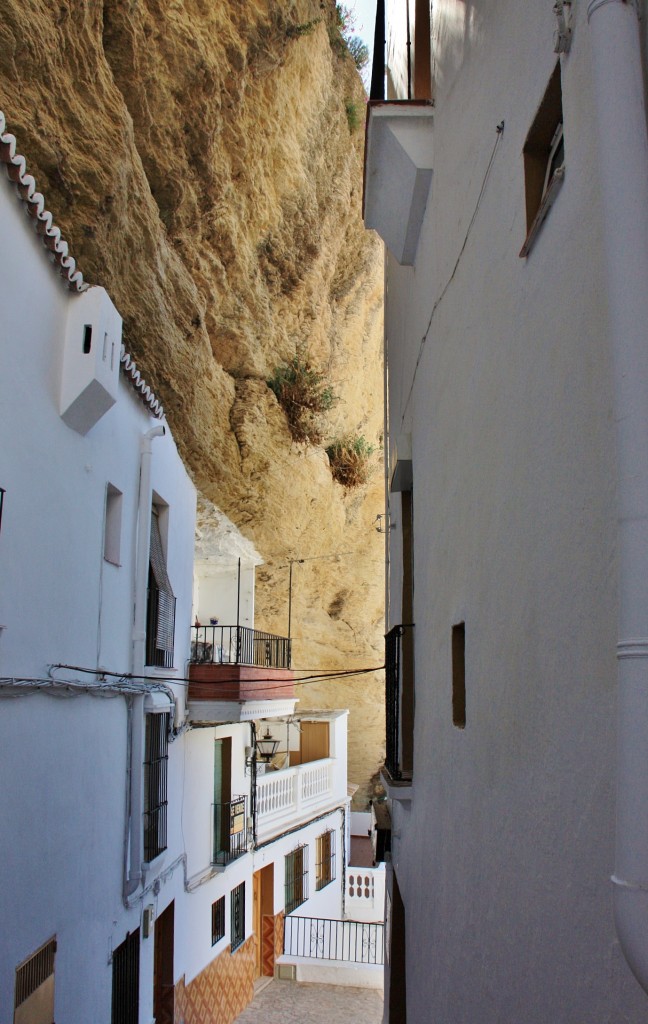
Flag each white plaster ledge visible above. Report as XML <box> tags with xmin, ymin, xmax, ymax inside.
<box><xmin>363</xmin><ymin>101</ymin><xmax>434</xmax><ymax>266</ymax></box>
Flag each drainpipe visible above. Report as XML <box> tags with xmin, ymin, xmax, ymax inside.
<box><xmin>587</xmin><ymin>0</ymin><xmax>648</xmax><ymax>993</ymax></box>
<box><xmin>125</xmin><ymin>424</ymin><xmax>166</xmax><ymax>898</ymax></box>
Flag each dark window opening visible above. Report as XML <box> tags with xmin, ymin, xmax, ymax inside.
<box><xmin>83</xmin><ymin>324</ymin><xmax>92</xmax><ymax>354</ymax></box>
<box><xmin>520</xmin><ymin>62</ymin><xmax>565</xmax><ymax>257</ymax></box>
<box><xmin>452</xmin><ymin>622</ymin><xmax>466</xmax><ymax>729</ymax></box>
<box><xmin>212</xmin><ymin>896</ymin><xmax>225</xmax><ymax>945</ymax></box>
<box><xmin>230</xmin><ymin>882</ymin><xmax>245</xmax><ymax>952</ymax></box>
<box><xmin>144</xmin><ymin>713</ymin><xmax>169</xmax><ymax>861</ymax></box>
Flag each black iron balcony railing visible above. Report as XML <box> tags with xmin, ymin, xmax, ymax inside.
<box><xmin>385</xmin><ymin>623</ymin><xmax>414</xmax><ymax>780</ymax></box>
<box><xmin>370</xmin><ymin>0</ymin><xmax>386</xmax><ymax>100</ymax></box>
<box><xmin>212</xmin><ymin>795</ymin><xmax>248</xmax><ymax>866</ymax></box>
<box><xmin>190</xmin><ymin>624</ymin><xmax>291</xmax><ymax>670</ymax></box>
<box><xmin>283</xmin><ymin>916</ymin><xmax>384</xmax><ymax>966</ymax></box>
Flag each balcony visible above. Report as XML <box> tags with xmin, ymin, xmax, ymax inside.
<box><xmin>345</xmin><ymin>865</ymin><xmax>386</xmax><ymax>924</ymax></box>
<box><xmin>212</xmin><ymin>795</ymin><xmax>249</xmax><ymax>866</ymax></box>
<box><xmin>188</xmin><ymin>625</ymin><xmax>296</xmax><ymax>722</ymax></box>
<box><xmin>363</xmin><ymin>0</ymin><xmax>434</xmax><ymax>266</ymax></box>
<box><xmin>256</xmin><ymin>759</ymin><xmax>336</xmax><ymax>843</ymax></box>
<box><xmin>384</xmin><ymin>624</ymin><xmax>414</xmax><ymax>792</ymax></box>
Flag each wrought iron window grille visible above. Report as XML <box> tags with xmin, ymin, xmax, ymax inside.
<box><xmin>143</xmin><ymin>713</ymin><xmax>169</xmax><ymax>862</ymax></box>
<box><xmin>285</xmin><ymin>844</ymin><xmax>309</xmax><ymax>915</ymax></box>
<box><xmin>230</xmin><ymin>881</ymin><xmax>245</xmax><ymax>952</ymax></box>
<box><xmin>211</xmin><ymin>896</ymin><xmax>225</xmax><ymax>946</ymax></box>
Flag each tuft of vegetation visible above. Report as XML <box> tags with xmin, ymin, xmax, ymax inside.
<box><xmin>329</xmin><ymin>4</ymin><xmax>370</xmax><ymax>71</ymax></box>
<box><xmin>326</xmin><ymin>435</ymin><xmax>376</xmax><ymax>488</ymax></box>
<box><xmin>345</xmin><ymin>100</ymin><xmax>360</xmax><ymax>132</ymax></box>
<box><xmin>268</xmin><ymin>358</ymin><xmax>337</xmax><ymax>444</ymax></box>
<box><xmin>286</xmin><ymin>18</ymin><xmax>321</xmax><ymax>39</ymax></box>
<box><xmin>347</xmin><ymin>36</ymin><xmax>370</xmax><ymax>72</ymax></box>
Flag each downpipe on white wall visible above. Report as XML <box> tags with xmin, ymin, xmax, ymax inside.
<box><xmin>125</xmin><ymin>424</ymin><xmax>166</xmax><ymax>899</ymax></box>
<box><xmin>588</xmin><ymin>0</ymin><xmax>648</xmax><ymax>994</ymax></box>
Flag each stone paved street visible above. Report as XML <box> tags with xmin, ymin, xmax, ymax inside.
<box><xmin>232</xmin><ymin>980</ymin><xmax>384</xmax><ymax>1023</ymax></box>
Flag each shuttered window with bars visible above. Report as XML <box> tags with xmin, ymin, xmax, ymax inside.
<box><xmin>285</xmin><ymin>844</ymin><xmax>309</xmax><ymax>914</ymax></box>
<box><xmin>146</xmin><ymin>507</ymin><xmax>176</xmax><ymax>668</ymax></box>
<box><xmin>14</xmin><ymin>936</ymin><xmax>56</xmax><ymax>1024</ymax></box>
<box><xmin>144</xmin><ymin>713</ymin><xmax>169</xmax><ymax>862</ymax></box>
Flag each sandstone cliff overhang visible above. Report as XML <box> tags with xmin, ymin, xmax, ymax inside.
<box><xmin>363</xmin><ymin>100</ymin><xmax>434</xmax><ymax>266</ymax></box>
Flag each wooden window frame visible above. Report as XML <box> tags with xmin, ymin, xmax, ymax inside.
<box><xmin>520</xmin><ymin>62</ymin><xmax>565</xmax><ymax>258</ymax></box>
<box><xmin>316</xmin><ymin>829</ymin><xmax>336</xmax><ymax>891</ymax></box>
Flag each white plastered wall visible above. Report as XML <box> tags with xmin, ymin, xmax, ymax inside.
<box><xmin>382</xmin><ymin>0</ymin><xmax>648</xmax><ymax>1020</ymax></box>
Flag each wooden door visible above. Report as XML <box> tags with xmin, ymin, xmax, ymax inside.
<box><xmin>300</xmin><ymin>721</ymin><xmax>329</xmax><ymax>764</ymax></box>
<box><xmin>153</xmin><ymin>902</ymin><xmax>174</xmax><ymax>1024</ymax></box>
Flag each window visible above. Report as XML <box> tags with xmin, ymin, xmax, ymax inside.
<box><xmin>143</xmin><ymin>712</ymin><xmax>169</xmax><ymax>861</ymax></box>
<box><xmin>316</xmin><ymin>829</ymin><xmax>336</xmax><ymax>890</ymax></box>
<box><xmin>230</xmin><ymin>882</ymin><xmax>245</xmax><ymax>952</ymax></box>
<box><xmin>211</xmin><ymin>896</ymin><xmax>225</xmax><ymax>946</ymax></box>
<box><xmin>14</xmin><ymin>936</ymin><xmax>56</xmax><ymax>1024</ymax></box>
<box><xmin>520</xmin><ymin>62</ymin><xmax>565</xmax><ymax>257</ymax></box>
<box><xmin>285</xmin><ymin>844</ymin><xmax>309</xmax><ymax>914</ymax></box>
<box><xmin>104</xmin><ymin>484</ymin><xmax>123</xmax><ymax>565</ymax></box>
<box><xmin>111</xmin><ymin>929</ymin><xmax>140</xmax><ymax>1024</ymax></box>
<box><xmin>452</xmin><ymin>622</ymin><xmax>466</xmax><ymax>729</ymax></box>
<box><xmin>146</xmin><ymin>505</ymin><xmax>176</xmax><ymax>668</ymax></box>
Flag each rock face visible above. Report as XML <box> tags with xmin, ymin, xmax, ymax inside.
<box><xmin>0</xmin><ymin>0</ymin><xmax>385</xmax><ymax>806</ymax></box>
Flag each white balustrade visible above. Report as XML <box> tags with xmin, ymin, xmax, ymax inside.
<box><xmin>256</xmin><ymin>758</ymin><xmax>335</xmax><ymax>841</ymax></box>
<box><xmin>344</xmin><ymin>864</ymin><xmax>386</xmax><ymax>923</ymax></box>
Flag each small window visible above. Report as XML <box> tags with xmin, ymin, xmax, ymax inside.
<box><xmin>211</xmin><ymin>896</ymin><xmax>225</xmax><ymax>946</ymax></box>
<box><xmin>104</xmin><ymin>484</ymin><xmax>123</xmax><ymax>565</ymax></box>
<box><xmin>143</xmin><ymin>713</ymin><xmax>169</xmax><ymax>861</ymax></box>
<box><xmin>452</xmin><ymin>622</ymin><xmax>466</xmax><ymax>729</ymax></box>
<box><xmin>14</xmin><ymin>936</ymin><xmax>56</xmax><ymax>1024</ymax></box>
<box><xmin>230</xmin><ymin>882</ymin><xmax>245</xmax><ymax>952</ymax></box>
<box><xmin>316</xmin><ymin>829</ymin><xmax>336</xmax><ymax>891</ymax></box>
<box><xmin>285</xmin><ymin>844</ymin><xmax>309</xmax><ymax>914</ymax></box>
<box><xmin>520</xmin><ymin>63</ymin><xmax>565</xmax><ymax>257</ymax></box>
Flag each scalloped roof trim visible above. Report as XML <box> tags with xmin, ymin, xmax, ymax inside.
<box><xmin>0</xmin><ymin>110</ymin><xmax>88</xmax><ymax>292</ymax></box>
<box><xmin>120</xmin><ymin>348</ymin><xmax>164</xmax><ymax>419</ymax></box>
<box><xmin>1</xmin><ymin>110</ymin><xmax>164</xmax><ymax>421</ymax></box>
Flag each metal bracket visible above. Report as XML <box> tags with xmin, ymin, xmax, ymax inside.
<box><xmin>554</xmin><ymin>0</ymin><xmax>573</xmax><ymax>53</ymax></box>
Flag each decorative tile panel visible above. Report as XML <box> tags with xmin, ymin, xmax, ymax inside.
<box><xmin>174</xmin><ymin>936</ymin><xmax>255</xmax><ymax>1024</ymax></box>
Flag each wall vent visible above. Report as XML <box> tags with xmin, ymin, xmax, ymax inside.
<box><xmin>60</xmin><ymin>286</ymin><xmax>122</xmax><ymax>434</ymax></box>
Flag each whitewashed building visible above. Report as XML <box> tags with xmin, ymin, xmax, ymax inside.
<box><xmin>0</xmin><ymin>110</ymin><xmax>379</xmax><ymax>1024</ymax></box>
<box><xmin>364</xmin><ymin>1</ymin><xmax>648</xmax><ymax>1021</ymax></box>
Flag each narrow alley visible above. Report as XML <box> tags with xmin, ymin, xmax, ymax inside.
<box><xmin>233</xmin><ymin>980</ymin><xmax>383</xmax><ymax>1024</ymax></box>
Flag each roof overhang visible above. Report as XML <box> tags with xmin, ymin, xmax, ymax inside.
<box><xmin>363</xmin><ymin>101</ymin><xmax>434</xmax><ymax>266</ymax></box>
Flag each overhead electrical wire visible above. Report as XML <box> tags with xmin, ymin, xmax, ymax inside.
<box><xmin>48</xmin><ymin>662</ymin><xmax>385</xmax><ymax>690</ymax></box>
